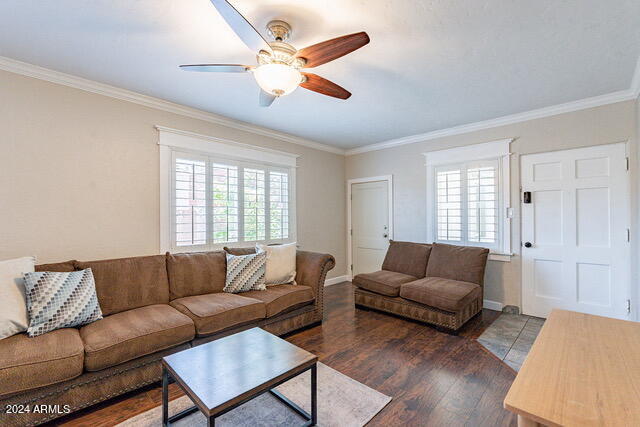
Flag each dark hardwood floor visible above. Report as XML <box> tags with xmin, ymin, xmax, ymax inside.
<box><xmin>53</xmin><ymin>282</ymin><xmax>516</xmax><ymax>426</ymax></box>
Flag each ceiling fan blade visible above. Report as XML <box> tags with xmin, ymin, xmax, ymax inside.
<box><xmin>295</xmin><ymin>32</ymin><xmax>370</xmax><ymax>68</ymax></box>
<box><xmin>209</xmin><ymin>0</ymin><xmax>272</xmax><ymax>53</ymax></box>
<box><xmin>300</xmin><ymin>73</ymin><xmax>351</xmax><ymax>99</ymax></box>
<box><xmin>259</xmin><ymin>90</ymin><xmax>276</xmax><ymax>107</ymax></box>
<box><xmin>179</xmin><ymin>64</ymin><xmax>251</xmax><ymax>73</ymax></box>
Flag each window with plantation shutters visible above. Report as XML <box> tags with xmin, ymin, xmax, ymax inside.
<box><xmin>169</xmin><ymin>151</ymin><xmax>295</xmax><ymax>251</ymax></box>
<box><xmin>425</xmin><ymin>139</ymin><xmax>513</xmax><ymax>259</ymax></box>
<box><xmin>434</xmin><ymin>159</ymin><xmax>501</xmax><ymax>251</ymax></box>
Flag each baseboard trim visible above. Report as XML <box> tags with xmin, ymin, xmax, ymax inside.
<box><xmin>325</xmin><ymin>275</ymin><xmax>350</xmax><ymax>286</ymax></box>
<box><xmin>483</xmin><ymin>299</ymin><xmax>504</xmax><ymax>311</ymax></box>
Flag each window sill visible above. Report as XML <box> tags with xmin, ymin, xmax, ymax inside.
<box><xmin>488</xmin><ymin>253</ymin><xmax>513</xmax><ymax>262</ymax></box>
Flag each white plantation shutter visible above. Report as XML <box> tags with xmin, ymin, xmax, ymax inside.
<box><xmin>174</xmin><ymin>157</ymin><xmax>207</xmax><ymax>246</ymax></box>
<box><xmin>467</xmin><ymin>161</ymin><xmax>498</xmax><ymax>244</ymax></box>
<box><xmin>269</xmin><ymin>171</ymin><xmax>289</xmax><ymax>239</ymax></box>
<box><xmin>434</xmin><ymin>160</ymin><xmax>500</xmax><ymax>250</ymax></box>
<box><xmin>243</xmin><ymin>168</ymin><xmax>266</xmax><ymax>242</ymax></box>
<box><xmin>170</xmin><ymin>152</ymin><xmax>294</xmax><ymax>250</ymax></box>
<box><xmin>212</xmin><ymin>163</ymin><xmax>239</xmax><ymax>244</ymax></box>
<box><xmin>436</xmin><ymin>168</ymin><xmax>462</xmax><ymax>241</ymax></box>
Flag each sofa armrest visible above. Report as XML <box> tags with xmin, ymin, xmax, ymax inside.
<box><xmin>295</xmin><ymin>251</ymin><xmax>335</xmax><ymax>313</ymax></box>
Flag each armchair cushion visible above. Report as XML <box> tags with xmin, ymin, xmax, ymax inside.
<box><xmin>353</xmin><ymin>270</ymin><xmax>418</xmax><ymax>297</ymax></box>
<box><xmin>400</xmin><ymin>277</ymin><xmax>481</xmax><ymax>312</ymax></box>
<box><xmin>425</xmin><ymin>243</ymin><xmax>489</xmax><ymax>286</ymax></box>
<box><xmin>382</xmin><ymin>241</ymin><xmax>432</xmax><ymax>278</ymax></box>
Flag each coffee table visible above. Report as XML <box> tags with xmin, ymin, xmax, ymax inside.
<box><xmin>161</xmin><ymin>327</ymin><xmax>318</xmax><ymax>427</ymax></box>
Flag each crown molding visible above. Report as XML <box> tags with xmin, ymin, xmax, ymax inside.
<box><xmin>0</xmin><ymin>55</ymin><xmax>346</xmax><ymax>155</ymax></box>
<box><xmin>347</xmin><ymin>54</ymin><xmax>640</xmax><ymax>156</ymax></box>
<box><xmin>631</xmin><ymin>55</ymin><xmax>640</xmax><ymax>98</ymax></box>
<box><xmin>1</xmin><ymin>53</ymin><xmax>638</xmax><ymax>159</ymax></box>
<box><xmin>346</xmin><ymin>89</ymin><xmax>636</xmax><ymax>156</ymax></box>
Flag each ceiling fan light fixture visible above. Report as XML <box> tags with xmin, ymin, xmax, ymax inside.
<box><xmin>253</xmin><ymin>63</ymin><xmax>302</xmax><ymax>97</ymax></box>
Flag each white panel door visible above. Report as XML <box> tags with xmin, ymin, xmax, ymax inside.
<box><xmin>351</xmin><ymin>181</ymin><xmax>389</xmax><ymax>276</ymax></box>
<box><xmin>521</xmin><ymin>143</ymin><xmax>630</xmax><ymax>319</ymax></box>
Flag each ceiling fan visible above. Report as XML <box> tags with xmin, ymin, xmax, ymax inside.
<box><xmin>179</xmin><ymin>0</ymin><xmax>370</xmax><ymax>106</ymax></box>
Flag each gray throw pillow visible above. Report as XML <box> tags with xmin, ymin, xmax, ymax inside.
<box><xmin>23</xmin><ymin>269</ymin><xmax>103</xmax><ymax>337</ymax></box>
<box><xmin>224</xmin><ymin>252</ymin><xmax>267</xmax><ymax>293</ymax></box>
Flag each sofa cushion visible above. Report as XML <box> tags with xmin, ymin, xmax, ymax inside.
<box><xmin>75</xmin><ymin>255</ymin><xmax>170</xmax><ymax>316</ymax></box>
<box><xmin>223</xmin><ymin>247</ymin><xmax>256</xmax><ymax>256</ymax></box>
<box><xmin>353</xmin><ymin>270</ymin><xmax>418</xmax><ymax>297</ymax></box>
<box><xmin>425</xmin><ymin>243</ymin><xmax>490</xmax><ymax>285</ymax></box>
<box><xmin>0</xmin><ymin>328</ymin><xmax>84</xmax><ymax>398</ymax></box>
<box><xmin>80</xmin><ymin>304</ymin><xmax>194</xmax><ymax>371</ymax></box>
<box><xmin>35</xmin><ymin>260</ymin><xmax>76</xmax><ymax>272</ymax></box>
<box><xmin>166</xmin><ymin>251</ymin><xmax>227</xmax><ymax>299</ymax></box>
<box><xmin>382</xmin><ymin>241</ymin><xmax>432</xmax><ymax>278</ymax></box>
<box><xmin>241</xmin><ymin>284</ymin><xmax>314</xmax><ymax>317</ymax></box>
<box><xmin>399</xmin><ymin>277</ymin><xmax>481</xmax><ymax>312</ymax></box>
<box><xmin>171</xmin><ymin>293</ymin><xmax>266</xmax><ymax>336</ymax></box>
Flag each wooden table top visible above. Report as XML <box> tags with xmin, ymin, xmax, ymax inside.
<box><xmin>504</xmin><ymin>309</ymin><xmax>640</xmax><ymax>427</ymax></box>
<box><xmin>162</xmin><ymin>327</ymin><xmax>317</xmax><ymax>416</ymax></box>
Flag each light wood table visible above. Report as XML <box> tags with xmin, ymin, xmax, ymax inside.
<box><xmin>504</xmin><ymin>309</ymin><xmax>640</xmax><ymax>426</ymax></box>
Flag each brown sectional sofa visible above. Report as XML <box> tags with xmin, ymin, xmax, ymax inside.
<box><xmin>353</xmin><ymin>241</ymin><xmax>489</xmax><ymax>331</ymax></box>
<box><xmin>0</xmin><ymin>249</ymin><xmax>334</xmax><ymax>426</ymax></box>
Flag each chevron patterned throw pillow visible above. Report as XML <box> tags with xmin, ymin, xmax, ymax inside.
<box><xmin>23</xmin><ymin>269</ymin><xmax>103</xmax><ymax>337</ymax></box>
<box><xmin>224</xmin><ymin>251</ymin><xmax>267</xmax><ymax>293</ymax></box>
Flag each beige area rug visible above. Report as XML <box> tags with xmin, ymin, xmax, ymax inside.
<box><xmin>118</xmin><ymin>362</ymin><xmax>391</xmax><ymax>427</ymax></box>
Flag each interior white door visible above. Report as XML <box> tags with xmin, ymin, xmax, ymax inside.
<box><xmin>521</xmin><ymin>143</ymin><xmax>630</xmax><ymax>319</ymax></box>
<box><xmin>351</xmin><ymin>181</ymin><xmax>390</xmax><ymax>276</ymax></box>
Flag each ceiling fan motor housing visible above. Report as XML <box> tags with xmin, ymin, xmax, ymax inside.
<box><xmin>266</xmin><ymin>20</ymin><xmax>291</xmax><ymax>41</ymax></box>
<box><xmin>259</xmin><ymin>42</ymin><xmax>304</xmax><ymax>67</ymax></box>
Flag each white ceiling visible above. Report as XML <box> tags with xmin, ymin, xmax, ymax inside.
<box><xmin>0</xmin><ymin>0</ymin><xmax>639</xmax><ymax>149</ymax></box>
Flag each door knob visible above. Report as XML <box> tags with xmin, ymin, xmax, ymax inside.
<box><xmin>524</xmin><ymin>242</ymin><xmax>532</xmax><ymax>248</ymax></box>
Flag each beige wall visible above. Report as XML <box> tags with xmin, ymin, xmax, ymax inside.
<box><xmin>346</xmin><ymin>100</ymin><xmax>637</xmax><ymax>307</ymax></box>
<box><xmin>0</xmin><ymin>70</ymin><xmax>347</xmax><ymax>279</ymax></box>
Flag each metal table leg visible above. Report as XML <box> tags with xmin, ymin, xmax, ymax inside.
<box><xmin>162</xmin><ymin>366</ymin><xmax>169</xmax><ymax>427</ymax></box>
<box><xmin>311</xmin><ymin>363</ymin><xmax>317</xmax><ymax>426</ymax></box>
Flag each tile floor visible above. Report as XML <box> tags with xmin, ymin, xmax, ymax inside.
<box><xmin>477</xmin><ymin>313</ymin><xmax>545</xmax><ymax>371</ymax></box>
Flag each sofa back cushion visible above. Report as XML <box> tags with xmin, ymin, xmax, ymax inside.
<box><xmin>382</xmin><ymin>241</ymin><xmax>432</xmax><ymax>278</ymax></box>
<box><xmin>223</xmin><ymin>247</ymin><xmax>257</xmax><ymax>256</ymax></box>
<box><xmin>425</xmin><ymin>243</ymin><xmax>489</xmax><ymax>286</ymax></box>
<box><xmin>75</xmin><ymin>255</ymin><xmax>169</xmax><ymax>316</ymax></box>
<box><xmin>35</xmin><ymin>261</ymin><xmax>76</xmax><ymax>272</ymax></box>
<box><xmin>166</xmin><ymin>251</ymin><xmax>227</xmax><ymax>299</ymax></box>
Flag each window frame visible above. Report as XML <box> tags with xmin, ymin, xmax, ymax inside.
<box><xmin>158</xmin><ymin>126</ymin><xmax>297</xmax><ymax>253</ymax></box>
<box><xmin>424</xmin><ymin>139</ymin><xmax>513</xmax><ymax>261</ymax></box>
